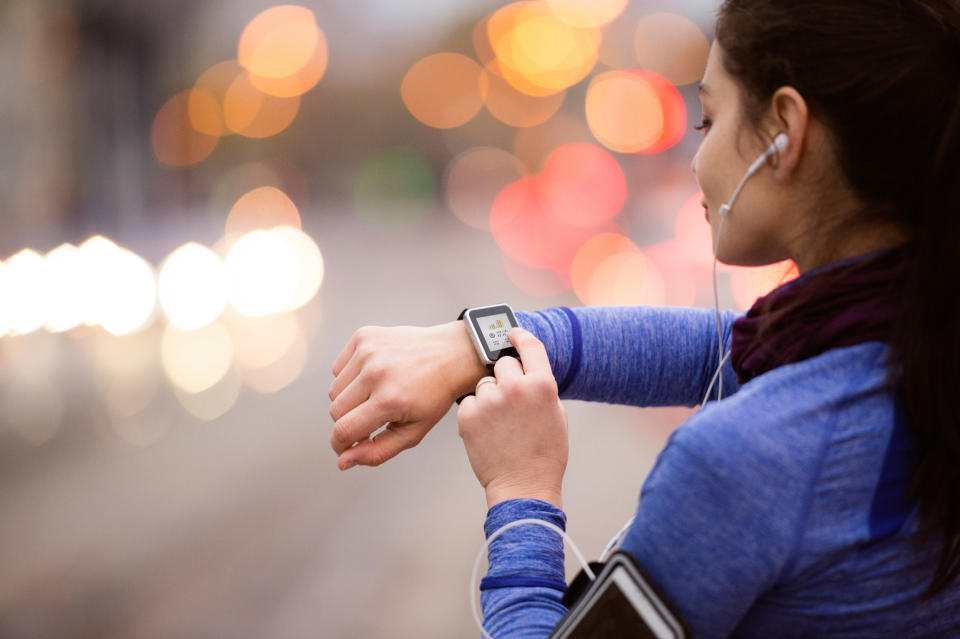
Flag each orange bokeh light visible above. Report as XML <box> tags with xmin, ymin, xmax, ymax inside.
<box><xmin>635</xmin><ymin>13</ymin><xmax>710</xmax><ymax>87</ymax></box>
<box><xmin>151</xmin><ymin>90</ymin><xmax>219</xmax><ymax>166</ymax></box>
<box><xmin>238</xmin><ymin>5</ymin><xmax>320</xmax><ymax>80</ymax></box>
<box><xmin>248</xmin><ymin>28</ymin><xmax>328</xmax><ymax>97</ymax></box>
<box><xmin>401</xmin><ymin>53</ymin><xmax>488</xmax><ymax>129</ymax></box>
<box><xmin>588</xmin><ymin>249</ymin><xmax>667</xmax><ymax>306</ymax></box>
<box><xmin>730</xmin><ymin>260</ymin><xmax>800</xmax><ymax>310</ymax></box>
<box><xmin>190</xmin><ymin>60</ymin><xmax>244</xmax><ymax>136</ymax></box>
<box><xmin>483</xmin><ymin>61</ymin><xmax>566</xmax><ymax>128</ymax></box>
<box><xmin>513</xmin><ymin>113</ymin><xmax>594</xmax><ymax>171</ymax></box>
<box><xmin>586</xmin><ymin>69</ymin><xmax>685</xmax><ymax>155</ymax></box>
<box><xmin>547</xmin><ymin>0</ymin><xmax>628</xmax><ymax>29</ymax></box>
<box><xmin>223</xmin><ymin>72</ymin><xmax>300</xmax><ymax>138</ymax></box>
<box><xmin>445</xmin><ymin>147</ymin><xmax>527</xmax><ymax>231</ymax></box>
<box><xmin>645</xmin><ymin>239</ymin><xmax>699</xmax><ymax>307</ymax></box>
<box><xmin>540</xmin><ymin>143</ymin><xmax>626</xmax><ymax>227</ymax></box>
<box><xmin>488</xmin><ymin>1</ymin><xmax>600</xmax><ymax>97</ymax></box>
<box><xmin>225</xmin><ymin>186</ymin><xmax>302</xmax><ymax>241</ymax></box>
<box><xmin>570</xmin><ymin>232</ymin><xmax>640</xmax><ymax>303</ymax></box>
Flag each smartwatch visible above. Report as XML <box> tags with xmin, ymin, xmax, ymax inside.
<box><xmin>459</xmin><ymin>304</ymin><xmax>520</xmax><ymax>365</ymax></box>
<box><xmin>455</xmin><ymin>304</ymin><xmax>520</xmax><ymax>404</ymax></box>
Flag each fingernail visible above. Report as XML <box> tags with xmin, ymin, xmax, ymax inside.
<box><xmin>340</xmin><ymin>460</ymin><xmax>356</xmax><ymax>471</ymax></box>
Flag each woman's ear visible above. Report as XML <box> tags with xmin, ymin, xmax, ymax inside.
<box><xmin>767</xmin><ymin>86</ymin><xmax>809</xmax><ymax>181</ymax></box>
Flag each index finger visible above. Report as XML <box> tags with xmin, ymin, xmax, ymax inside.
<box><xmin>508</xmin><ymin>328</ymin><xmax>551</xmax><ymax>377</ymax></box>
<box><xmin>332</xmin><ymin>331</ymin><xmax>359</xmax><ymax>376</ymax></box>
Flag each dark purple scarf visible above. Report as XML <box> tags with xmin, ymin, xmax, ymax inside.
<box><xmin>730</xmin><ymin>246</ymin><xmax>905</xmax><ymax>384</ymax></box>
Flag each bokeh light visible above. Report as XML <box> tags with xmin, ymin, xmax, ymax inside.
<box><xmin>539</xmin><ymin>142</ymin><xmax>626</xmax><ymax>227</ymax></box>
<box><xmin>270</xmin><ymin>226</ymin><xmax>324</xmax><ymax>312</ymax></box>
<box><xmin>225</xmin><ymin>230</ymin><xmax>299</xmax><ymax>317</ymax></box>
<box><xmin>353</xmin><ymin>147</ymin><xmax>437</xmax><ymax>228</ymax></box>
<box><xmin>99</xmin><ymin>248</ymin><xmax>157</xmax><ymax>337</ymax></box>
<box><xmin>4</xmin><ymin>249</ymin><xmax>53</xmax><ymax>336</ymax></box>
<box><xmin>645</xmin><ymin>239</ymin><xmax>699</xmax><ymax>307</ymax></box>
<box><xmin>488</xmin><ymin>1</ymin><xmax>601</xmax><ymax>96</ymax></box>
<box><xmin>730</xmin><ymin>260</ymin><xmax>800</xmax><ymax>310</ymax></box>
<box><xmin>401</xmin><ymin>53</ymin><xmax>488</xmax><ymax>129</ymax></box>
<box><xmin>445</xmin><ymin>147</ymin><xmax>527</xmax><ymax>230</ymax></box>
<box><xmin>482</xmin><ymin>61</ymin><xmax>565</xmax><ymax>128</ymax></box>
<box><xmin>635</xmin><ymin>13</ymin><xmax>710</xmax><ymax>87</ymax></box>
<box><xmin>570</xmin><ymin>232</ymin><xmax>640</xmax><ymax>303</ymax></box>
<box><xmin>160</xmin><ymin>321</ymin><xmax>234</xmax><ymax>394</ymax></box>
<box><xmin>223</xmin><ymin>72</ymin><xmax>300</xmax><ymax>138</ymax></box>
<box><xmin>87</xmin><ymin>328</ymin><xmax>160</xmax><ymax>418</ymax></box>
<box><xmin>546</xmin><ymin>0</ymin><xmax>628</xmax><ymax>28</ymax></box>
<box><xmin>490</xmin><ymin>175</ymin><xmax>613</xmax><ymax>273</ymax></box>
<box><xmin>174</xmin><ymin>367</ymin><xmax>242</xmax><ymax>422</ymax></box>
<box><xmin>586</xmin><ymin>70</ymin><xmax>685</xmax><ymax>154</ymax></box>
<box><xmin>2</xmin><ymin>335</ymin><xmax>63</xmax><ymax>445</ymax></box>
<box><xmin>588</xmin><ymin>248</ymin><xmax>667</xmax><ymax>306</ymax></box>
<box><xmin>238</xmin><ymin>5</ymin><xmax>320</xmax><ymax>80</ymax></box>
<box><xmin>158</xmin><ymin>242</ymin><xmax>229</xmax><ymax>331</ymax></box>
<box><xmin>248</xmin><ymin>27</ymin><xmax>328</xmax><ymax>97</ymax></box>
<box><xmin>234</xmin><ymin>315</ymin><xmax>308</xmax><ymax>394</ymax></box>
<box><xmin>152</xmin><ymin>90</ymin><xmax>220</xmax><ymax>166</ymax></box>
<box><xmin>225</xmin><ymin>186</ymin><xmax>302</xmax><ymax>240</ymax></box>
<box><xmin>190</xmin><ymin>60</ymin><xmax>244</xmax><ymax>136</ymax></box>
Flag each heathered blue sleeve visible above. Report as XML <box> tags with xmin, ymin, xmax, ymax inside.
<box><xmin>515</xmin><ymin>306</ymin><xmax>741</xmax><ymax>407</ymax></box>
<box><xmin>481</xmin><ymin>499</ymin><xmax>569</xmax><ymax>638</ymax></box>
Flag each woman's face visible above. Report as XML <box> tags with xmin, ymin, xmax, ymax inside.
<box><xmin>691</xmin><ymin>43</ymin><xmax>791</xmax><ymax>267</ymax></box>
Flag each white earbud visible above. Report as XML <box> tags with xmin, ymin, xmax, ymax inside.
<box><xmin>718</xmin><ymin>133</ymin><xmax>788</xmax><ymax>218</ymax></box>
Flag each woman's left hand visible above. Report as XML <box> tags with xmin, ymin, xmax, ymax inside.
<box><xmin>457</xmin><ymin>328</ymin><xmax>568</xmax><ymax>509</ymax></box>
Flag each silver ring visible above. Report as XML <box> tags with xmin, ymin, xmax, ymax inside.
<box><xmin>475</xmin><ymin>376</ymin><xmax>497</xmax><ymax>391</ymax></box>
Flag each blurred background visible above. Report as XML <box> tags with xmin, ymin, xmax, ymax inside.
<box><xmin>0</xmin><ymin>0</ymin><xmax>799</xmax><ymax>637</ymax></box>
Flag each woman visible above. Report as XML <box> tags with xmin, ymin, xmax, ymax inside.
<box><xmin>328</xmin><ymin>0</ymin><xmax>960</xmax><ymax>635</ymax></box>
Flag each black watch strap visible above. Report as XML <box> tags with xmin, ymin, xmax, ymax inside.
<box><xmin>456</xmin><ymin>307</ymin><xmax>492</xmax><ymax>404</ymax></box>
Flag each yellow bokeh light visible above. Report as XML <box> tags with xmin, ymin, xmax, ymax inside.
<box><xmin>43</xmin><ymin>243</ymin><xmax>84</xmax><ymax>333</ymax></box>
<box><xmin>271</xmin><ymin>226</ymin><xmax>324</xmax><ymax>311</ymax></box>
<box><xmin>401</xmin><ymin>53</ymin><xmax>488</xmax><ymax>129</ymax></box>
<box><xmin>4</xmin><ymin>249</ymin><xmax>52</xmax><ymax>336</ymax></box>
<box><xmin>158</xmin><ymin>242</ymin><xmax>229</xmax><ymax>331</ymax></box>
<box><xmin>152</xmin><ymin>90</ymin><xmax>220</xmax><ymax>166</ymax></box>
<box><xmin>586</xmin><ymin>70</ymin><xmax>664</xmax><ymax>154</ymax></box>
<box><xmin>226</xmin><ymin>230</ymin><xmax>299</xmax><ymax>317</ymax></box>
<box><xmin>225</xmin><ymin>186</ymin><xmax>301</xmax><ymax>240</ymax></box>
<box><xmin>223</xmin><ymin>72</ymin><xmax>301</xmax><ymax>138</ymax></box>
<box><xmin>99</xmin><ymin>248</ymin><xmax>157</xmax><ymax>336</ymax></box>
<box><xmin>547</xmin><ymin>0</ymin><xmax>628</xmax><ymax>28</ymax></box>
<box><xmin>634</xmin><ymin>13</ymin><xmax>710</xmax><ymax>86</ymax></box>
<box><xmin>238</xmin><ymin>5</ymin><xmax>319</xmax><ymax>80</ymax></box>
<box><xmin>488</xmin><ymin>1</ymin><xmax>601</xmax><ymax>96</ymax></box>
<box><xmin>160</xmin><ymin>321</ymin><xmax>234</xmax><ymax>394</ymax></box>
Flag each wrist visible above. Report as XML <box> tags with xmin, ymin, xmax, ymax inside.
<box><xmin>436</xmin><ymin>319</ymin><xmax>490</xmax><ymax>401</ymax></box>
<box><xmin>485</xmin><ymin>476</ymin><xmax>563</xmax><ymax>510</ymax></box>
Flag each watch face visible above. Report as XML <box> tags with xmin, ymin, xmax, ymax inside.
<box><xmin>467</xmin><ymin>304</ymin><xmax>519</xmax><ymax>363</ymax></box>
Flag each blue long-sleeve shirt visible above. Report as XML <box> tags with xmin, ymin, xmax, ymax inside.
<box><xmin>477</xmin><ymin>304</ymin><xmax>960</xmax><ymax>638</ymax></box>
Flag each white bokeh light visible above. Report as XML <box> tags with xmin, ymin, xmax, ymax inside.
<box><xmin>5</xmin><ymin>249</ymin><xmax>53</xmax><ymax>336</ymax></box>
<box><xmin>271</xmin><ymin>226</ymin><xmax>324</xmax><ymax>312</ymax></box>
<box><xmin>100</xmin><ymin>249</ymin><xmax>157</xmax><ymax>336</ymax></box>
<box><xmin>225</xmin><ymin>230</ymin><xmax>299</xmax><ymax>317</ymax></box>
<box><xmin>158</xmin><ymin>243</ymin><xmax>230</xmax><ymax>330</ymax></box>
<box><xmin>44</xmin><ymin>244</ymin><xmax>85</xmax><ymax>333</ymax></box>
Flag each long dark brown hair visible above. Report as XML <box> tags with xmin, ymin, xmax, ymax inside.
<box><xmin>715</xmin><ymin>0</ymin><xmax>960</xmax><ymax>597</ymax></box>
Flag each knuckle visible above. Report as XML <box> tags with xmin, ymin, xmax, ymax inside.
<box><xmin>331</xmin><ymin>420</ymin><xmax>351</xmax><ymax>447</ymax></box>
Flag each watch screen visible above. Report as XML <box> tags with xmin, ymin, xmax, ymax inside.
<box><xmin>479</xmin><ymin>312</ymin><xmax>512</xmax><ymax>352</ymax></box>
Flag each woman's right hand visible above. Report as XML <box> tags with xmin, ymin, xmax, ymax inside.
<box><xmin>328</xmin><ymin>320</ymin><xmax>490</xmax><ymax>470</ymax></box>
